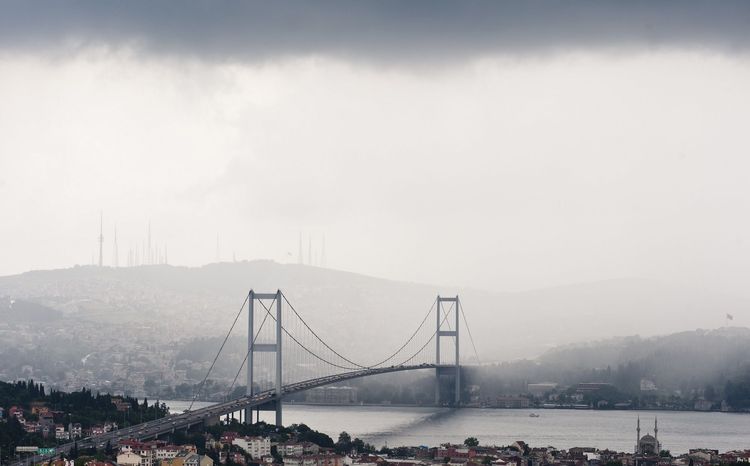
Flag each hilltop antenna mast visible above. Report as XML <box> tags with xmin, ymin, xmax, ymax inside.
<box><xmin>148</xmin><ymin>221</ymin><xmax>152</xmax><ymax>265</ymax></box>
<box><xmin>113</xmin><ymin>225</ymin><xmax>119</xmax><ymax>267</ymax></box>
<box><xmin>298</xmin><ymin>232</ymin><xmax>303</xmax><ymax>265</ymax></box>
<box><xmin>308</xmin><ymin>234</ymin><xmax>312</xmax><ymax>266</ymax></box>
<box><xmin>98</xmin><ymin>212</ymin><xmax>104</xmax><ymax>267</ymax></box>
<box><xmin>321</xmin><ymin>234</ymin><xmax>326</xmax><ymax>267</ymax></box>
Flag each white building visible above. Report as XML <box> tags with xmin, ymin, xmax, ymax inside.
<box><xmin>55</xmin><ymin>425</ymin><xmax>70</xmax><ymax>441</ymax></box>
<box><xmin>233</xmin><ymin>437</ymin><xmax>271</xmax><ymax>459</ymax></box>
<box><xmin>118</xmin><ymin>452</ymin><xmax>143</xmax><ymax>466</ymax></box>
<box><xmin>640</xmin><ymin>379</ymin><xmax>658</xmax><ymax>392</ymax></box>
<box><xmin>284</xmin><ymin>455</ymin><xmax>344</xmax><ymax>466</ymax></box>
<box><xmin>70</xmin><ymin>423</ymin><xmax>83</xmax><ymax>438</ymax></box>
<box><xmin>283</xmin><ymin>457</ymin><xmax>316</xmax><ymax>466</ymax></box>
<box><xmin>155</xmin><ymin>446</ymin><xmax>182</xmax><ymax>460</ymax></box>
<box><xmin>277</xmin><ymin>442</ymin><xmax>319</xmax><ymax>457</ymax></box>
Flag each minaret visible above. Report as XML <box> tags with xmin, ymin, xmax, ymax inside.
<box><xmin>654</xmin><ymin>417</ymin><xmax>658</xmax><ymax>452</ymax></box>
<box><xmin>98</xmin><ymin>212</ymin><xmax>104</xmax><ymax>267</ymax></box>
<box><xmin>636</xmin><ymin>416</ymin><xmax>641</xmax><ymax>454</ymax></box>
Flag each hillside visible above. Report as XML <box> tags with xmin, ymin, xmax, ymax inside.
<box><xmin>0</xmin><ymin>261</ymin><xmax>747</xmax><ymax>395</ymax></box>
<box><xmin>537</xmin><ymin>327</ymin><xmax>750</xmax><ymax>393</ymax></box>
<box><xmin>462</xmin><ymin>327</ymin><xmax>750</xmax><ymax>410</ymax></box>
<box><xmin>0</xmin><ymin>261</ymin><xmax>745</xmax><ymax>359</ymax></box>
<box><xmin>0</xmin><ymin>297</ymin><xmax>62</xmax><ymax>323</ymax></box>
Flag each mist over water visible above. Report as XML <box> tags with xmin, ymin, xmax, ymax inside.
<box><xmin>164</xmin><ymin>401</ymin><xmax>750</xmax><ymax>454</ymax></box>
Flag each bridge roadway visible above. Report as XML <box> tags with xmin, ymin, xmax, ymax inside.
<box><xmin>12</xmin><ymin>364</ymin><xmax>440</xmax><ymax>466</ymax></box>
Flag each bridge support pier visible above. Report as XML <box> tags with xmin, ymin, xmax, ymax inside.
<box><xmin>246</xmin><ymin>290</ymin><xmax>284</xmax><ymax>426</ymax></box>
<box><xmin>435</xmin><ymin>295</ymin><xmax>461</xmax><ymax>406</ymax></box>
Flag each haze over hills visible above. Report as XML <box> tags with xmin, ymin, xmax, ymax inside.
<box><xmin>2</xmin><ymin>260</ymin><xmax>750</xmax><ymax>403</ymax></box>
<box><xmin>351</xmin><ymin>327</ymin><xmax>750</xmax><ymax>409</ymax></box>
<box><xmin>0</xmin><ymin>260</ymin><xmax>745</xmax><ymax>362</ymax></box>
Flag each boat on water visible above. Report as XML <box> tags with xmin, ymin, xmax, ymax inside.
<box><xmin>529</xmin><ymin>413</ymin><xmax>540</xmax><ymax>417</ymax></box>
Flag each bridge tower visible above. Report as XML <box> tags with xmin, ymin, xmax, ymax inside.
<box><xmin>245</xmin><ymin>290</ymin><xmax>283</xmax><ymax>426</ymax></box>
<box><xmin>435</xmin><ymin>295</ymin><xmax>460</xmax><ymax>405</ymax></box>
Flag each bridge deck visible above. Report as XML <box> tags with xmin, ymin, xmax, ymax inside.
<box><xmin>11</xmin><ymin>364</ymin><xmax>439</xmax><ymax>466</ymax></box>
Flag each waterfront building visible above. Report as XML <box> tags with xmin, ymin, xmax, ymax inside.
<box><xmin>305</xmin><ymin>386</ymin><xmax>358</xmax><ymax>404</ymax></box>
<box><xmin>694</xmin><ymin>399</ymin><xmax>713</xmax><ymax>411</ymax></box>
<box><xmin>527</xmin><ymin>383</ymin><xmax>558</xmax><ymax>397</ymax></box>
<box><xmin>493</xmin><ymin>396</ymin><xmax>530</xmax><ymax>408</ymax></box>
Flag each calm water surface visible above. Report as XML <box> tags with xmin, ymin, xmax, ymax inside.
<box><xmin>163</xmin><ymin>401</ymin><xmax>750</xmax><ymax>454</ymax></box>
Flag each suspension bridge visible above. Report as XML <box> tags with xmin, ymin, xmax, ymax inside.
<box><xmin>12</xmin><ymin>290</ymin><xmax>479</xmax><ymax>466</ymax></box>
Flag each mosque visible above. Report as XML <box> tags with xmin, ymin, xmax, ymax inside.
<box><xmin>635</xmin><ymin>417</ymin><xmax>661</xmax><ymax>455</ymax></box>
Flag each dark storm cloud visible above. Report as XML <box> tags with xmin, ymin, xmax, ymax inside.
<box><xmin>1</xmin><ymin>1</ymin><xmax>749</xmax><ymax>62</ymax></box>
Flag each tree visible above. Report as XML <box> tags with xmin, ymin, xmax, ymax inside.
<box><xmin>335</xmin><ymin>432</ymin><xmax>352</xmax><ymax>454</ymax></box>
<box><xmin>270</xmin><ymin>446</ymin><xmax>282</xmax><ymax>463</ymax></box>
<box><xmin>296</xmin><ymin>426</ymin><xmax>333</xmax><ymax>449</ymax></box>
<box><xmin>393</xmin><ymin>447</ymin><xmax>410</xmax><ymax>458</ymax></box>
<box><xmin>379</xmin><ymin>446</ymin><xmax>393</xmax><ymax>456</ymax></box>
<box><xmin>352</xmin><ymin>438</ymin><xmax>365</xmax><ymax>454</ymax></box>
<box><xmin>464</xmin><ymin>437</ymin><xmax>479</xmax><ymax>447</ymax></box>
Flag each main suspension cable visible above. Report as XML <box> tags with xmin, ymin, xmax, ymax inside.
<box><xmin>393</xmin><ymin>304</ymin><xmax>453</xmax><ymax>367</ymax></box>
<box><xmin>367</xmin><ymin>297</ymin><xmax>438</xmax><ymax>368</ymax></box>
<box><xmin>189</xmin><ymin>293</ymin><xmax>249</xmax><ymax>411</ymax></box>
<box><xmin>281</xmin><ymin>293</ymin><xmax>368</xmax><ymax>368</ymax></box>
<box><xmin>257</xmin><ymin>298</ymin><xmax>362</xmax><ymax>371</ymax></box>
<box><xmin>459</xmin><ymin>300</ymin><xmax>481</xmax><ymax>365</ymax></box>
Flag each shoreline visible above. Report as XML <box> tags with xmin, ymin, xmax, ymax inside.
<box><xmin>161</xmin><ymin>399</ymin><xmax>745</xmax><ymax>414</ymax></box>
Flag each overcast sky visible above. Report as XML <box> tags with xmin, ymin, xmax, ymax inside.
<box><xmin>1</xmin><ymin>1</ymin><xmax>750</xmax><ymax>293</ymax></box>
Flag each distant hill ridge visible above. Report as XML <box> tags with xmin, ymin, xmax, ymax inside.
<box><xmin>1</xmin><ymin>261</ymin><xmax>747</xmax><ymax>360</ymax></box>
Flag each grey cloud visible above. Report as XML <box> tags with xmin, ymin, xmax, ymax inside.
<box><xmin>1</xmin><ymin>1</ymin><xmax>749</xmax><ymax>63</ymax></box>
